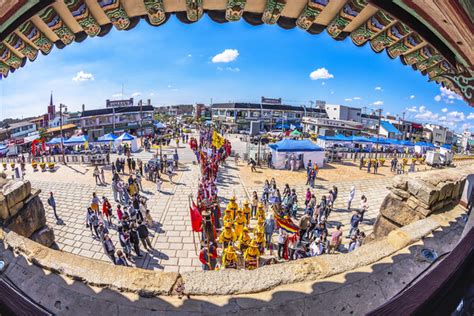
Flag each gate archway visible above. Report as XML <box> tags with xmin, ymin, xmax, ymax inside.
<box><xmin>0</xmin><ymin>0</ymin><xmax>472</xmax><ymax>105</ymax></box>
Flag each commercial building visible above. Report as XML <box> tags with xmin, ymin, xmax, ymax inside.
<box><xmin>380</xmin><ymin>121</ymin><xmax>402</xmax><ymax>139</ymax></box>
<box><xmin>324</xmin><ymin>104</ymin><xmax>362</xmax><ymax>122</ymax></box>
<box><xmin>423</xmin><ymin>124</ymin><xmax>453</xmax><ymax>145</ymax></box>
<box><xmin>302</xmin><ymin>117</ymin><xmax>364</xmax><ymax>136</ymax></box>
<box><xmin>80</xmin><ymin>104</ymin><xmax>154</xmax><ymax>139</ymax></box>
<box><xmin>155</xmin><ymin>104</ymin><xmax>194</xmax><ymax>117</ymax></box>
<box><xmin>211</xmin><ymin>102</ymin><xmax>327</xmax><ymax>131</ymax></box>
<box><xmin>7</xmin><ymin>121</ymin><xmax>37</xmax><ymax>139</ymax></box>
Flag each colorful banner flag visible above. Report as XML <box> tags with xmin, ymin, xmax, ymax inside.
<box><xmin>275</xmin><ymin>214</ymin><xmax>299</xmax><ymax>234</ymax></box>
<box><xmin>190</xmin><ymin>201</ymin><xmax>202</xmax><ymax>232</ymax></box>
<box><xmin>212</xmin><ymin>130</ymin><xmax>225</xmax><ymax>149</ymax></box>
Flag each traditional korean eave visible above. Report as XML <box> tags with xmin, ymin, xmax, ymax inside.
<box><xmin>0</xmin><ymin>0</ymin><xmax>472</xmax><ymax>105</ymax></box>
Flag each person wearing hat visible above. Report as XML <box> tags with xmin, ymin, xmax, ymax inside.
<box><xmin>238</xmin><ymin>227</ymin><xmax>251</xmax><ymax>253</ymax></box>
<box><xmin>254</xmin><ymin>230</ymin><xmax>266</xmax><ymax>254</ymax></box>
<box><xmin>218</xmin><ymin>222</ymin><xmax>236</xmax><ymax>248</ymax></box>
<box><xmin>242</xmin><ymin>199</ymin><xmax>251</xmax><ymax>223</ymax></box>
<box><xmin>202</xmin><ymin>209</ymin><xmax>215</xmax><ymax>244</ymax></box>
<box><xmin>221</xmin><ymin>245</ymin><xmax>238</xmax><ymax>269</ymax></box>
<box><xmin>222</xmin><ymin>208</ymin><xmax>234</xmax><ymax>226</ymax></box>
<box><xmin>244</xmin><ymin>239</ymin><xmax>261</xmax><ymax>270</ymax></box>
<box><xmin>256</xmin><ymin>202</ymin><xmax>265</xmax><ymax>219</ymax></box>
<box><xmin>226</xmin><ymin>196</ymin><xmax>238</xmax><ymax>220</ymax></box>
<box><xmin>234</xmin><ymin>208</ymin><xmax>247</xmax><ymax>238</ymax></box>
<box><xmin>253</xmin><ymin>216</ymin><xmax>265</xmax><ymax>235</ymax></box>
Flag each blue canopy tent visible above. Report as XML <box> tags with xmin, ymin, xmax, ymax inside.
<box><xmin>116</xmin><ymin>132</ymin><xmax>135</xmax><ymax>141</ymax></box>
<box><xmin>97</xmin><ymin>133</ymin><xmax>117</xmax><ymax>142</ymax></box>
<box><xmin>46</xmin><ymin>137</ymin><xmax>64</xmax><ymax>145</ymax></box>
<box><xmin>269</xmin><ymin>139</ymin><xmax>324</xmax><ymax>169</ymax></box>
<box><xmin>116</xmin><ymin>132</ymin><xmax>138</xmax><ymax>152</ymax></box>
<box><xmin>64</xmin><ymin>135</ymin><xmax>88</xmax><ymax>145</ymax></box>
<box><xmin>400</xmin><ymin>140</ymin><xmax>415</xmax><ymax>147</ymax></box>
<box><xmin>154</xmin><ymin>122</ymin><xmax>166</xmax><ymax>129</ymax></box>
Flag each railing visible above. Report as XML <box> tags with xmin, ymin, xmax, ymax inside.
<box><xmin>0</xmin><ymin>154</ymin><xmax>109</xmax><ymax>165</ymax></box>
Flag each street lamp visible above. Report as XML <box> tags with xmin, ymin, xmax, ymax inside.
<box><xmin>59</xmin><ymin>103</ymin><xmax>67</xmax><ymax>165</ymax></box>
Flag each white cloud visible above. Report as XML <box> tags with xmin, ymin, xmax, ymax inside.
<box><xmin>321</xmin><ymin>82</ymin><xmax>326</xmax><ymax>86</ymax></box>
<box><xmin>131</xmin><ymin>92</ymin><xmax>141</xmax><ymax>98</ymax></box>
<box><xmin>441</xmin><ymin>107</ymin><xmax>448</xmax><ymax>113</ymax></box>
<box><xmin>375</xmin><ymin>86</ymin><xmax>382</xmax><ymax>91</ymax></box>
<box><xmin>217</xmin><ymin>67</ymin><xmax>240</xmax><ymax>72</ymax></box>
<box><xmin>167</xmin><ymin>85</ymin><xmax>173</xmax><ymax>88</ymax></box>
<box><xmin>330</xmin><ymin>90</ymin><xmax>335</xmax><ymax>95</ymax></box>
<box><xmin>419</xmin><ymin>105</ymin><xmax>426</xmax><ymax>113</ymax></box>
<box><xmin>187</xmin><ymin>54</ymin><xmax>192</xmax><ymax>57</ymax></box>
<box><xmin>409</xmin><ymin>95</ymin><xmax>415</xmax><ymax>99</ymax></box>
<box><xmin>309</xmin><ymin>67</ymin><xmax>334</xmax><ymax>80</ymax></box>
<box><xmin>434</xmin><ymin>86</ymin><xmax>463</xmax><ymax>103</ymax></box>
<box><xmin>72</xmin><ymin>71</ymin><xmax>94</xmax><ymax>82</ymax></box>
<box><xmin>406</xmin><ymin>106</ymin><xmax>418</xmax><ymax>112</ymax></box>
<box><xmin>353</xmin><ymin>97</ymin><xmax>361</xmax><ymax>100</ymax></box>
<box><xmin>344</xmin><ymin>98</ymin><xmax>352</xmax><ymax>102</ymax></box>
<box><xmin>149</xmin><ymin>92</ymin><xmax>155</xmax><ymax>97</ymax></box>
<box><xmin>112</xmin><ymin>93</ymin><xmax>122</xmax><ymax>98</ymax></box>
<box><xmin>372</xmin><ymin>101</ymin><xmax>384</xmax><ymax>106</ymax></box>
<box><xmin>386</xmin><ymin>112</ymin><xmax>391</xmax><ymax>115</ymax></box>
<box><xmin>447</xmin><ymin>111</ymin><xmax>465</xmax><ymax>122</ymax></box>
<box><xmin>212</xmin><ymin>49</ymin><xmax>239</xmax><ymax>63</ymax></box>
<box><xmin>415</xmin><ymin>110</ymin><xmax>439</xmax><ymax>121</ymax></box>
<box><xmin>467</xmin><ymin>113</ymin><xmax>474</xmax><ymax>120</ymax></box>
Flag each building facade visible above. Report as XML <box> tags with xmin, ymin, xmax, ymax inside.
<box><xmin>80</xmin><ymin>105</ymin><xmax>154</xmax><ymax>139</ymax></box>
<box><xmin>324</xmin><ymin>104</ymin><xmax>362</xmax><ymax>122</ymax></box>
<box><xmin>302</xmin><ymin>117</ymin><xmax>364</xmax><ymax>136</ymax></box>
<box><xmin>211</xmin><ymin>103</ymin><xmax>327</xmax><ymax>132</ymax></box>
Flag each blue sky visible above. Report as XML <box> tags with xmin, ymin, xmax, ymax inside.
<box><xmin>0</xmin><ymin>14</ymin><xmax>471</xmax><ymax>131</ymax></box>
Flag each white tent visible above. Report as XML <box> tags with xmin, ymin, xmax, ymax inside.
<box><xmin>115</xmin><ymin>132</ymin><xmax>138</xmax><ymax>152</ymax></box>
<box><xmin>269</xmin><ymin>139</ymin><xmax>325</xmax><ymax>170</ymax></box>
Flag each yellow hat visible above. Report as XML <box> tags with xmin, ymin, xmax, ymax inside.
<box><xmin>230</xmin><ymin>196</ymin><xmax>236</xmax><ymax>201</ymax></box>
<box><xmin>236</xmin><ymin>208</ymin><xmax>243</xmax><ymax>214</ymax></box>
<box><xmin>225</xmin><ymin>222</ymin><xmax>232</xmax><ymax>228</ymax></box>
<box><xmin>226</xmin><ymin>245</ymin><xmax>235</xmax><ymax>253</ymax></box>
<box><xmin>257</xmin><ymin>217</ymin><xmax>265</xmax><ymax>224</ymax></box>
<box><xmin>243</xmin><ymin>227</ymin><xmax>249</xmax><ymax>232</ymax></box>
<box><xmin>258</xmin><ymin>202</ymin><xmax>263</xmax><ymax>208</ymax></box>
<box><xmin>249</xmin><ymin>239</ymin><xmax>259</xmax><ymax>247</ymax></box>
<box><xmin>243</xmin><ymin>199</ymin><xmax>249</xmax><ymax>205</ymax></box>
<box><xmin>225</xmin><ymin>208</ymin><xmax>232</xmax><ymax>214</ymax></box>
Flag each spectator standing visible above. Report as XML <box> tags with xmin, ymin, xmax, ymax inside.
<box><xmin>47</xmin><ymin>192</ymin><xmax>60</xmax><ymax>222</ymax></box>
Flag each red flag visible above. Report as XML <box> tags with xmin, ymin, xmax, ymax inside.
<box><xmin>190</xmin><ymin>201</ymin><xmax>202</xmax><ymax>232</ymax></box>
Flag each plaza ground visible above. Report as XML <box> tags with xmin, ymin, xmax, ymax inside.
<box><xmin>2</xmin><ymin>139</ymin><xmax>473</xmax><ymax>273</ymax></box>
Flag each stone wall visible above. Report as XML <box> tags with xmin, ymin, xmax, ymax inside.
<box><xmin>371</xmin><ymin>165</ymin><xmax>474</xmax><ymax>239</ymax></box>
<box><xmin>0</xmin><ymin>177</ymin><xmax>55</xmax><ymax>247</ymax></box>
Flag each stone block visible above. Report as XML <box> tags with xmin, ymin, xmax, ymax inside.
<box><xmin>388</xmin><ymin>187</ymin><xmax>411</xmax><ymax>200</ymax></box>
<box><xmin>30</xmin><ymin>225</ymin><xmax>55</xmax><ymax>247</ymax></box>
<box><xmin>2</xmin><ymin>180</ymin><xmax>31</xmax><ymax>209</ymax></box>
<box><xmin>8</xmin><ymin>201</ymin><xmax>24</xmax><ymax>217</ymax></box>
<box><xmin>0</xmin><ymin>193</ymin><xmax>8</xmax><ymax>220</ymax></box>
<box><xmin>379</xmin><ymin>193</ymin><xmax>422</xmax><ymax>226</ymax></box>
<box><xmin>407</xmin><ymin>179</ymin><xmax>439</xmax><ymax>206</ymax></box>
<box><xmin>392</xmin><ymin>176</ymin><xmax>408</xmax><ymax>190</ymax></box>
<box><xmin>372</xmin><ymin>215</ymin><xmax>401</xmax><ymax>239</ymax></box>
<box><xmin>6</xmin><ymin>196</ymin><xmax>46</xmax><ymax>238</ymax></box>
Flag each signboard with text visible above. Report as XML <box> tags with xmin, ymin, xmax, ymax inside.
<box><xmin>106</xmin><ymin>98</ymin><xmax>134</xmax><ymax>108</ymax></box>
<box><xmin>261</xmin><ymin>97</ymin><xmax>282</xmax><ymax>105</ymax></box>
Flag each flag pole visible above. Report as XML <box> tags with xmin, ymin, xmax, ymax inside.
<box><xmin>189</xmin><ymin>194</ymin><xmax>199</xmax><ymax>256</ymax></box>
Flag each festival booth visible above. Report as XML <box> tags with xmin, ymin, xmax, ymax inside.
<box><xmin>414</xmin><ymin>141</ymin><xmax>436</xmax><ymax>154</ymax></box>
<box><xmin>316</xmin><ymin>134</ymin><xmax>352</xmax><ymax>149</ymax></box>
<box><xmin>289</xmin><ymin>129</ymin><xmax>302</xmax><ymax>138</ymax></box>
<box><xmin>46</xmin><ymin>137</ymin><xmax>64</xmax><ymax>145</ymax></box>
<box><xmin>64</xmin><ymin>135</ymin><xmax>88</xmax><ymax>146</ymax></box>
<box><xmin>269</xmin><ymin>139</ymin><xmax>325</xmax><ymax>170</ymax></box>
<box><xmin>115</xmin><ymin>132</ymin><xmax>138</xmax><ymax>152</ymax></box>
<box><xmin>97</xmin><ymin>133</ymin><xmax>117</xmax><ymax>142</ymax></box>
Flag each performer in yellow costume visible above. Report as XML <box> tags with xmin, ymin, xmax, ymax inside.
<box><xmin>242</xmin><ymin>199</ymin><xmax>251</xmax><ymax>223</ymax></box>
<box><xmin>238</xmin><ymin>227</ymin><xmax>251</xmax><ymax>253</ymax></box>
<box><xmin>218</xmin><ymin>222</ymin><xmax>236</xmax><ymax>248</ymax></box>
<box><xmin>234</xmin><ymin>208</ymin><xmax>247</xmax><ymax>238</ymax></box>
<box><xmin>253</xmin><ymin>216</ymin><xmax>265</xmax><ymax>235</ymax></box>
<box><xmin>255</xmin><ymin>230</ymin><xmax>266</xmax><ymax>254</ymax></box>
<box><xmin>221</xmin><ymin>245</ymin><xmax>238</xmax><ymax>269</ymax></box>
<box><xmin>222</xmin><ymin>208</ymin><xmax>234</xmax><ymax>225</ymax></box>
<box><xmin>256</xmin><ymin>202</ymin><xmax>265</xmax><ymax>219</ymax></box>
<box><xmin>226</xmin><ymin>196</ymin><xmax>238</xmax><ymax>220</ymax></box>
<box><xmin>244</xmin><ymin>239</ymin><xmax>261</xmax><ymax>270</ymax></box>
